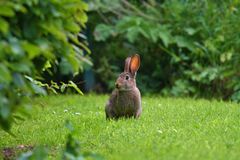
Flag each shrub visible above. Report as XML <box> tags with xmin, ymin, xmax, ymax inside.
<box><xmin>0</xmin><ymin>0</ymin><xmax>90</xmax><ymax>131</ymax></box>
<box><xmin>88</xmin><ymin>0</ymin><xmax>240</xmax><ymax>101</ymax></box>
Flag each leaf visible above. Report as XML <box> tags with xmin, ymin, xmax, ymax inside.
<box><xmin>231</xmin><ymin>90</ymin><xmax>240</xmax><ymax>102</ymax></box>
<box><xmin>68</xmin><ymin>81</ymin><xmax>83</xmax><ymax>95</ymax></box>
<box><xmin>13</xmin><ymin>4</ymin><xmax>27</xmax><ymax>13</ymax></box>
<box><xmin>24</xmin><ymin>75</ymin><xmax>34</xmax><ymax>82</ymax></box>
<box><xmin>59</xmin><ymin>58</ymin><xmax>74</xmax><ymax>75</ymax></box>
<box><xmin>184</xmin><ymin>27</ymin><xmax>197</xmax><ymax>35</ymax></box>
<box><xmin>0</xmin><ymin>18</ymin><xmax>9</xmax><ymax>34</ymax></box>
<box><xmin>76</xmin><ymin>12</ymin><xmax>88</xmax><ymax>27</ymax></box>
<box><xmin>204</xmin><ymin>39</ymin><xmax>217</xmax><ymax>53</ymax></box>
<box><xmin>149</xmin><ymin>28</ymin><xmax>159</xmax><ymax>43</ymax></box>
<box><xmin>158</xmin><ymin>26</ymin><xmax>172</xmax><ymax>47</ymax></box>
<box><xmin>9</xmin><ymin>37</ymin><xmax>24</xmax><ymax>56</ymax></box>
<box><xmin>78</xmin><ymin>54</ymin><xmax>93</xmax><ymax>66</ymax></box>
<box><xmin>17</xmin><ymin>146</ymin><xmax>48</xmax><ymax>160</ymax></box>
<box><xmin>49</xmin><ymin>87</ymin><xmax>58</xmax><ymax>95</ymax></box>
<box><xmin>78</xmin><ymin>42</ymin><xmax>91</xmax><ymax>54</ymax></box>
<box><xmin>30</xmin><ymin>83</ymin><xmax>47</xmax><ymax>96</ymax></box>
<box><xmin>60</xmin><ymin>83</ymin><xmax>67</xmax><ymax>92</ymax></box>
<box><xmin>65</xmin><ymin>120</ymin><xmax>74</xmax><ymax>132</ymax></box>
<box><xmin>17</xmin><ymin>151</ymin><xmax>33</xmax><ymax>160</ymax></box>
<box><xmin>116</xmin><ymin>16</ymin><xmax>138</xmax><ymax>32</ymax></box>
<box><xmin>0</xmin><ymin>64</ymin><xmax>11</xmax><ymax>84</ymax></box>
<box><xmin>79</xmin><ymin>1</ymin><xmax>88</xmax><ymax>11</ymax></box>
<box><xmin>94</xmin><ymin>24</ymin><xmax>114</xmax><ymax>41</ymax></box>
<box><xmin>10</xmin><ymin>62</ymin><xmax>32</xmax><ymax>74</ymax></box>
<box><xmin>0</xmin><ymin>97</ymin><xmax>10</xmax><ymax>119</ymax></box>
<box><xmin>13</xmin><ymin>73</ymin><xmax>26</xmax><ymax>87</ymax></box>
<box><xmin>21</xmin><ymin>41</ymin><xmax>41</xmax><ymax>59</ymax></box>
<box><xmin>50</xmin><ymin>81</ymin><xmax>59</xmax><ymax>89</ymax></box>
<box><xmin>126</xmin><ymin>27</ymin><xmax>140</xmax><ymax>43</ymax></box>
<box><xmin>68</xmin><ymin>34</ymin><xmax>90</xmax><ymax>54</ymax></box>
<box><xmin>0</xmin><ymin>5</ymin><xmax>15</xmax><ymax>17</ymax></box>
<box><xmin>174</xmin><ymin>36</ymin><xmax>195</xmax><ymax>51</ymax></box>
<box><xmin>64</xmin><ymin>20</ymin><xmax>80</xmax><ymax>33</ymax></box>
<box><xmin>40</xmin><ymin>22</ymin><xmax>66</xmax><ymax>42</ymax></box>
<box><xmin>43</xmin><ymin>60</ymin><xmax>51</xmax><ymax>71</ymax></box>
<box><xmin>32</xmin><ymin>146</ymin><xmax>48</xmax><ymax>160</ymax></box>
<box><xmin>139</xmin><ymin>28</ymin><xmax>150</xmax><ymax>40</ymax></box>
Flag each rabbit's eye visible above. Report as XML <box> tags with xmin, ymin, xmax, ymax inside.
<box><xmin>125</xmin><ymin>75</ymin><xmax>129</xmax><ymax>80</ymax></box>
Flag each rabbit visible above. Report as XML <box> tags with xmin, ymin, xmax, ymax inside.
<box><xmin>105</xmin><ymin>54</ymin><xmax>141</xmax><ymax>119</ymax></box>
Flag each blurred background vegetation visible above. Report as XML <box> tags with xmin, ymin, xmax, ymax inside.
<box><xmin>87</xmin><ymin>0</ymin><xmax>240</xmax><ymax>101</ymax></box>
<box><xmin>1</xmin><ymin>0</ymin><xmax>240</xmax><ymax>131</ymax></box>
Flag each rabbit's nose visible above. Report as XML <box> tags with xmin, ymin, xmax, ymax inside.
<box><xmin>115</xmin><ymin>83</ymin><xmax>119</xmax><ymax>89</ymax></box>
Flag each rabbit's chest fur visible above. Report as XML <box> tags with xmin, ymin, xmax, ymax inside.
<box><xmin>113</xmin><ymin>90</ymin><xmax>137</xmax><ymax>116</ymax></box>
<box><xmin>106</xmin><ymin>87</ymin><xmax>141</xmax><ymax>119</ymax></box>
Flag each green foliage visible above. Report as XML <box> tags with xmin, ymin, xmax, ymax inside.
<box><xmin>17</xmin><ymin>146</ymin><xmax>48</xmax><ymax>160</ymax></box>
<box><xmin>88</xmin><ymin>0</ymin><xmax>240</xmax><ymax>101</ymax></box>
<box><xmin>1</xmin><ymin>95</ymin><xmax>240</xmax><ymax>159</ymax></box>
<box><xmin>0</xmin><ymin>0</ymin><xmax>90</xmax><ymax>131</ymax></box>
<box><xmin>25</xmin><ymin>76</ymin><xmax>84</xmax><ymax>95</ymax></box>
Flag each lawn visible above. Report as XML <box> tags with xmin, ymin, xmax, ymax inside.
<box><xmin>1</xmin><ymin>95</ymin><xmax>240</xmax><ymax>159</ymax></box>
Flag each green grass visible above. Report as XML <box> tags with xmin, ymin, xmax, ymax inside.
<box><xmin>1</xmin><ymin>95</ymin><xmax>240</xmax><ymax>159</ymax></box>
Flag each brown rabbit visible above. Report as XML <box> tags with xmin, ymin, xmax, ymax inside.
<box><xmin>105</xmin><ymin>54</ymin><xmax>141</xmax><ymax>119</ymax></box>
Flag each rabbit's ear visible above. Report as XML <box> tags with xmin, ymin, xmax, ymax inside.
<box><xmin>124</xmin><ymin>57</ymin><xmax>131</xmax><ymax>72</ymax></box>
<box><xmin>130</xmin><ymin>54</ymin><xmax>140</xmax><ymax>75</ymax></box>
